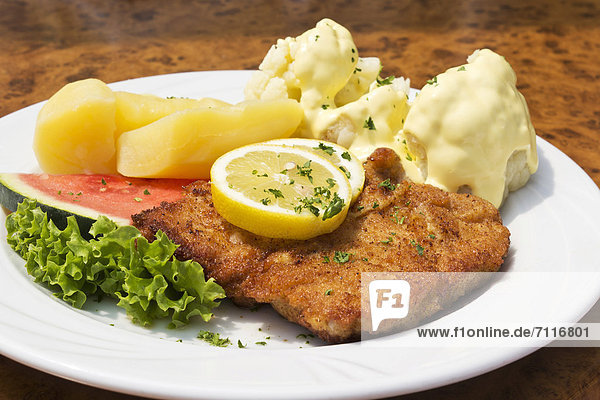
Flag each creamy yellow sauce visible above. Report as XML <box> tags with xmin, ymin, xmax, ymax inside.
<box><xmin>302</xmin><ymin>85</ymin><xmax>409</xmax><ymax>161</ymax></box>
<box><xmin>292</xmin><ymin>19</ymin><xmax>357</xmax><ymax>110</ymax></box>
<box><xmin>401</xmin><ymin>49</ymin><xmax>538</xmax><ymax>207</ymax></box>
<box><xmin>290</xmin><ymin>19</ymin><xmax>409</xmax><ymax>160</ymax></box>
<box><xmin>247</xmin><ymin>21</ymin><xmax>538</xmax><ymax>208</ymax></box>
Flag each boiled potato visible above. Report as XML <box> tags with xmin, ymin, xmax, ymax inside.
<box><xmin>33</xmin><ymin>78</ymin><xmax>118</xmax><ymax>174</ymax></box>
<box><xmin>117</xmin><ymin>99</ymin><xmax>303</xmax><ymax>179</ymax></box>
<box><xmin>114</xmin><ymin>92</ymin><xmax>229</xmax><ymax>134</ymax></box>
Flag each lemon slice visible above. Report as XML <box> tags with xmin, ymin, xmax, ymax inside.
<box><xmin>263</xmin><ymin>138</ymin><xmax>365</xmax><ymax>203</ymax></box>
<box><xmin>211</xmin><ymin>144</ymin><xmax>352</xmax><ymax>240</ymax></box>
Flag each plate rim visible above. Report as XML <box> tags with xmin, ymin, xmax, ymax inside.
<box><xmin>1</xmin><ymin>70</ymin><xmax>599</xmax><ymax>400</ymax></box>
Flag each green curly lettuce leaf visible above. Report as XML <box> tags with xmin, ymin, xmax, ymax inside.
<box><xmin>5</xmin><ymin>198</ymin><xmax>225</xmax><ymax>328</ymax></box>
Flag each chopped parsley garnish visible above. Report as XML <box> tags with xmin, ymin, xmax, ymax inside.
<box><xmin>378</xmin><ymin>178</ymin><xmax>396</xmax><ymax>191</ymax></box>
<box><xmin>426</xmin><ymin>76</ymin><xmax>438</xmax><ymax>86</ymax></box>
<box><xmin>296</xmin><ymin>160</ymin><xmax>313</xmax><ymax>183</ymax></box>
<box><xmin>399</xmin><ymin>216</ymin><xmax>406</xmax><ymax>224</ymax></box>
<box><xmin>341</xmin><ymin>151</ymin><xmax>351</xmax><ymax>161</ymax></box>
<box><xmin>362</xmin><ymin>257</ymin><xmax>369</xmax><ymax>262</ymax></box>
<box><xmin>314</xmin><ymin>142</ymin><xmax>335</xmax><ymax>155</ymax></box>
<box><xmin>429</xmin><ymin>234</ymin><xmax>436</xmax><ymax>239</ymax></box>
<box><xmin>134</xmin><ymin>197</ymin><xmax>142</xmax><ymax>202</ymax></box>
<box><xmin>410</xmin><ymin>239</ymin><xmax>425</xmax><ymax>256</ymax></box>
<box><xmin>416</xmin><ymin>244</ymin><xmax>424</xmax><ymax>256</ymax></box>
<box><xmin>322</xmin><ymin>256</ymin><xmax>330</xmax><ymax>263</ymax></box>
<box><xmin>295</xmin><ymin>197</ymin><xmax>320</xmax><ymax>217</ymax></box>
<box><xmin>356</xmin><ymin>205</ymin><xmax>364</xmax><ymax>211</ymax></box>
<box><xmin>296</xmin><ymin>333</ymin><xmax>315</xmax><ymax>339</ymax></box>
<box><xmin>321</xmin><ymin>104</ymin><xmax>330</xmax><ymax>110</ymax></box>
<box><xmin>405</xmin><ymin>153</ymin><xmax>413</xmax><ymax>161</ymax></box>
<box><xmin>339</xmin><ymin>166</ymin><xmax>351</xmax><ymax>179</ymax></box>
<box><xmin>333</xmin><ymin>251</ymin><xmax>351</xmax><ymax>264</ymax></box>
<box><xmin>363</xmin><ymin>116</ymin><xmax>376</xmax><ymax>130</ymax></box>
<box><xmin>101</xmin><ymin>178</ymin><xmax>107</xmax><ymax>185</ymax></box>
<box><xmin>197</xmin><ymin>330</ymin><xmax>231</xmax><ymax>347</ymax></box>
<box><xmin>266</xmin><ymin>188</ymin><xmax>284</xmax><ymax>198</ymax></box>
<box><xmin>376</xmin><ymin>75</ymin><xmax>395</xmax><ymax>86</ymax></box>
<box><xmin>372</xmin><ymin>201</ymin><xmax>379</xmax><ymax>209</ymax></box>
<box><xmin>255</xmin><ymin>341</ymin><xmax>267</xmax><ymax>346</ymax></box>
<box><xmin>143</xmin><ymin>189</ymin><xmax>151</xmax><ymax>195</ymax></box>
<box><xmin>314</xmin><ymin>186</ymin><xmax>331</xmax><ymax>199</ymax></box>
<box><xmin>325</xmin><ymin>289</ymin><xmax>332</xmax><ymax>295</ymax></box>
<box><xmin>260</xmin><ymin>198</ymin><xmax>271</xmax><ymax>205</ymax></box>
<box><xmin>354</xmin><ymin>67</ymin><xmax>362</xmax><ymax>74</ymax></box>
<box><xmin>322</xmin><ymin>192</ymin><xmax>345</xmax><ymax>221</ymax></box>
<box><xmin>57</xmin><ymin>190</ymin><xmax>62</xmax><ymax>195</ymax></box>
<box><xmin>458</xmin><ymin>66</ymin><xmax>466</xmax><ymax>71</ymax></box>
<box><xmin>252</xmin><ymin>169</ymin><xmax>268</xmax><ymax>177</ymax></box>
<box><xmin>326</xmin><ymin>177</ymin><xmax>336</xmax><ymax>188</ymax></box>
<box><xmin>381</xmin><ymin>237</ymin><xmax>393</xmax><ymax>244</ymax></box>
<box><xmin>237</xmin><ymin>340</ymin><xmax>247</xmax><ymax>348</ymax></box>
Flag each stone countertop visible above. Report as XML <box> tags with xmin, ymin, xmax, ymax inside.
<box><xmin>0</xmin><ymin>1</ymin><xmax>599</xmax><ymax>399</ymax></box>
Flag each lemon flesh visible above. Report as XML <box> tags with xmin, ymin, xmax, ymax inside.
<box><xmin>262</xmin><ymin>138</ymin><xmax>365</xmax><ymax>203</ymax></box>
<box><xmin>211</xmin><ymin>144</ymin><xmax>352</xmax><ymax>240</ymax></box>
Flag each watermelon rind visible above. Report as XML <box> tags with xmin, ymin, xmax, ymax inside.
<box><xmin>0</xmin><ymin>173</ymin><xmax>129</xmax><ymax>236</ymax></box>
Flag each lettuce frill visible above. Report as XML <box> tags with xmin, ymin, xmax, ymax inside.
<box><xmin>6</xmin><ymin>198</ymin><xmax>225</xmax><ymax>328</ymax></box>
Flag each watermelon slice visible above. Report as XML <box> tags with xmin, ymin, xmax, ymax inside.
<box><xmin>0</xmin><ymin>173</ymin><xmax>196</xmax><ymax>235</ymax></box>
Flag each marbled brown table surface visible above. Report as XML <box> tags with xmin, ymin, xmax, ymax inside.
<box><xmin>0</xmin><ymin>1</ymin><xmax>599</xmax><ymax>399</ymax></box>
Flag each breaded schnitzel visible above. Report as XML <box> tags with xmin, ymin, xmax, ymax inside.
<box><xmin>133</xmin><ymin>148</ymin><xmax>510</xmax><ymax>343</ymax></box>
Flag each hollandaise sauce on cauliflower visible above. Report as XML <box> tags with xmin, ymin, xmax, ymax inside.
<box><xmin>246</xmin><ymin>19</ymin><xmax>537</xmax><ymax>209</ymax></box>
<box><xmin>401</xmin><ymin>49</ymin><xmax>538</xmax><ymax>208</ymax></box>
<box><xmin>245</xmin><ymin>18</ymin><xmax>411</xmax><ymax>161</ymax></box>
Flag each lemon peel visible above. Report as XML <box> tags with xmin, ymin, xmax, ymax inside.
<box><xmin>210</xmin><ymin>143</ymin><xmax>352</xmax><ymax>240</ymax></box>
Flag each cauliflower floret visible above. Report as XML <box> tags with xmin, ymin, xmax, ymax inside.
<box><xmin>245</xmin><ymin>18</ymin><xmax>411</xmax><ymax>160</ymax></box>
<box><xmin>401</xmin><ymin>49</ymin><xmax>538</xmax><ymax>208</ymax></box>
<box><xmin>314</xmin><ymin>78</ymin><xmax>410</xmax><ymax>160</ymax></box>
<box><xmin>245</xmin><ymin>72</ymin><xmax>289</xmax><ymax>101</ymax></box>
<box><xmin>334</xmin><ymin>57</ymin><xmax>381</xmax><ymax>106</ymax></box>
<box><xmin>245</xmin><ymin>19</ymin><xmax>359</xmax><ymax>108</ymax></box>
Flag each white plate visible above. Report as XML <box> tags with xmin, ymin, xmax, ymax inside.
<box><xmin>1</xmin><ymin>71</ymin><xmax>599</xmax><ymax>399</ymax></box>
